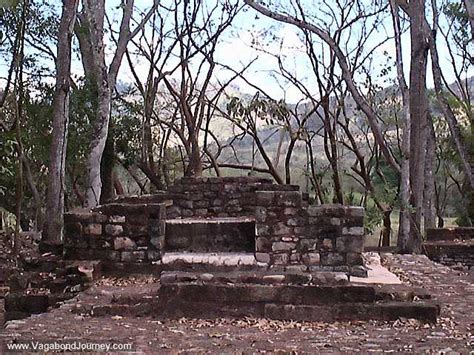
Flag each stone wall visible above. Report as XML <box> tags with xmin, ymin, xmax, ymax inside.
<box><xmin>424</xmin><ymin>228</ymin><xmax>473</xmax><ymax>269</ymax></box>
<box><xmin>253</xmin><ymin>194</ymin><xmax>364</xmax><ymax>268</ymax></box>
<box><xmin>62</xmin><ymin>177</ymin><xmax>365</xmax><ymax>270</ymax></box>
<box><xmin>64</xmin><ymin>203</ymin><xmax>166</xmax><ymax>263</ymax></box>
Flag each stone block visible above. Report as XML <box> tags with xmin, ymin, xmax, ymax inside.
<box><xmin>302</xmin><ymin>252</ymin><xmax>320</xmax><ymax>266</ymax></box>
<box><xmin>321</xmin><ymin>238</ymin><xmax>334</xmax><ymax>250</ymax></box>
<box><xmin>286</xmin><ymin>217</ymin><xmax>305</xmax><ymax>226</ymax></box>
<box><xmin>256</xmin><ymin>224</ymin><xmax>271</xmax><ymax>237</ymax></box>
<box><xmin>274</xmin><ymin>192</ymin><xmax>302</xmax><ymax>207</ymax></box>
<box><xmin>256</xmin><ymin>191</ymin><xmax>275</xmax><ymax>206</ymax></box>
<box><xmin>121</xmin><ymin>251</ymin><xmax>145</xmax><ymax>263</ymax></box>
<box><xmin>255</xmin><ymin>253</ymin><xmax>271</xmax><ymax>263</ymax></box>
<box><xmin>89</xmin><ymin>238</ymin><xmax>111</xmax><ymax>249</ymax></box>
<box><xmin>347</xmin><ymin>206</ymin><xmax>365</xmax><ymax>218</ymax></box>
<box><xmin>262</xmin><ymin>275</ymin><xmax>285</xmax><ymax>284</ymax></box>
<box><xmin>108</xmin><ymin>215</ymin><xmax>126</xmax><ymax>223</ymax></box>
<box><xmin>299</xmin><ymin>239</ymin><xmax>317</xmax><ymax>252</ymax></box>
<box><xmin>272</xmin><ymin>242</ymin><xmax>297</xmax><ymax>252</ymax></box>
<box><xmin>346</xmin><ymin>252</ymin><xmax>363</xmax><ymax>265</ymax></box>
<box><xmin>256</xmin><ymin>237</ymin><xmax>271</xmax><ymax>252</ymax></box>
<box><xmin>272</xmin><ymin>253</ymin><xmax>289</xmax><ymax>265</ymax></box>
<box><xmin>148</xmin><ymin>219</ymin><xmax>165</xmax><ymax>237</ymax></box>
<box><xmin>105</xmin><ymin>224</ymin><xmax>123</xmax><ymax>236</ymax></box>
<box><xmin>320</xmin><ymin>252</ymin><xmax>345</xmax><ymax>266</ymax></box>
<box><xmin>125</xmin><ymin>224</ymin><xmax>148</xmax><ymax>237</ymax></box>
<box><xmin>147</xmin><ymin>250</ymin><xmax>161</xmax><ymax>261</ymax></box>
<box><xmin>342</xmin><ymin>226</ymin><xmax>364</xmax><ymax>236</ymax></box>
<box><xmin>289</xmin><ymin>252</ymin><xmax>301</xmax><ymax>262</ymax></box>
<box><xmin>150</xmin><ymin>236</ymin><xmax>165</xmax><ymax>250</ymax></box>
<box><xmin>255</xmin><ymin>207</ymin><xmax>267</xmax><ymax>222</ymax></box>
<box><xmin>335</xmin><ymin>235</ymin><xmax>364</xmax><ymax>253</ymax></box>
<box><xmin>211</xmin><ymin>199</ymin><xmax>223</xmax><ymax>207</ymax></box>
<box><xmin>114</xmin><ymin>237</ymin><xmax>136</xmax><ymax>251</ymax></box>
<box><xmin>64</xmin><ymin>211</ymin><xmax>107</xmax><ymax>224</ymax></box>
<box><xmin>272</xmin><ymin>222</ymin><xmax>293</xmax><ymax>236</ymax></box>
<box><xmin>126</xmin><ymin>214</ymin><xmax>148</xmax><ymax>225</ymax></box>
<box><xmin>5</xmin><ymin>294</ymin><xmax>49</xmax><ymax>314</ymax></box>
<box><xmin>84</xmin><ymin>223</ymin><xmax>102</xmax><ymax>236</ymax></box>
<box><xmin>283</xmin><ymin>208</ymin><xmax>299</xmax><ymax>216</ymax></box>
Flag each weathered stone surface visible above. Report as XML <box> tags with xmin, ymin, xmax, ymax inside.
<box><xmin>108</xmin><ymin>215</ymin><xmax>126</xmax><ymax>223</ymax></box>
<box><xmin>256</xmin><ymin>237</ymin><xmax>271</xmax><ymax>252</ymax></box>
<box><xmin>272</xmin><ymin>223</ymin><xmax>293</xmax><ymax>236</ymax></box>
<box><xmin>64</xmin><ymin>211</ymin><xmax>107</xmax><ymax>224</ymax></box>
<box><xmin>274</xmin><ymin>192</ymin><xmax>302</xmax><ymax>207</ymax></box>
<box><xmin>302</xmin><ymin>253</ymin><xmax>320</xmax><ymax>266</ymax></box>
<box><xmin>272</xmin><ymin>253</ymin><xmax>289</xmax><ymax>265</ymax></box>
<box><xmin>113</xmin><ymin>237</ymin><xmax>136</xmax><ymax>251</ymax></box>
<box><xmin>272</xmin><ymin>242</ymin><xmax>297</xmax><ymax>252</ymax></box>
<box><xmin>262</xmin><ymin>275</ymin><xmax>285</xmax><ymax>284</ymax></box>
<box><xmin>255</xmin><ymin>253</ymin><xmax>271</xmax><ymax>263</ymax></box>
<box><xmin>84</xmin><ymin>224</ymin><xmax>102</xmax><ymax>236</ymax></box>
<box><xmin>342</xmin><ymin>226</ymin><xmax>364</xmax><ymax>236</ymax></box>
<box><xmin>105</xmin><ymin>224</ymin><xmax>123</xmax><ymax>236</ymax></box>
<box><xmin>255</xmin><ymin>191</ymin><xmax>274</xmax><ymax>206</ymax></box>
<box><xmin>63</xmin><ymin>177</ymin><xmax>366</xmax><ymax>269</ymax></box>
<box><xmin>321</xmin><ymin>252</ymin><xmax>345</xmax><ymax>266</ymax></box>
<box><xmin>322</xmin><ymin>238</ymin><xmax>333</xmax><ymax>249</ymax></box>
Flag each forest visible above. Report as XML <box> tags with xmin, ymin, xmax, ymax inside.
<box><xmin>0</xmin><ymin>0</ymin><xmax>472</xmax><ymax>254</ymax></box>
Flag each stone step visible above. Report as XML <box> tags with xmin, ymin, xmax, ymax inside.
<box><xmin>162</xmin><ymin>252</ymin><xmax>258</xmax><ymax>266</ymax></box>
<box><xmin>264</xmin><ymin>302</ymin><xmax>440</xmax><ymax>323</ymax></box>
<box><xmin>158</xmin><ymin>283</ymin><xmax>377</xmax><ymax>305</ymax></box>
<box><xmin>160</xmin><ymin>270</ymin><xmax>349</xmax><ymax>286</ymax></box>
<box><xmin>155</xmin><ymin>282</ymin><xmax>440</xmax><ymax>323</ymax></box>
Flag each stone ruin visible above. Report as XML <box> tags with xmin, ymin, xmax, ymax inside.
<box><xmin>34</xmin><ymin>176</ymin><xmax>439</xmax><ymax>323</ymax></box>
<box><xmin>424</xmin><ymin>227</ymin><xmax>473</xmax><ymax>269</ymax></box>
<box><xmin>63</xmin><ymin>177</ymin><xmax>366</xmax><ymax>274</ymax></box>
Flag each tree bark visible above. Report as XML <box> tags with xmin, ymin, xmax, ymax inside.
<box><xmin>80</xmin><ymin>0</ymin><xmax>157</xmax><ymax>207</ymax></box>
<box><xmin>424</xmin><ymin>117</ymin><xmax>436</xmax><ymax>229</ymax></box>
<box><xmin>408</xmin><ymin>0</ymin><xmax>429</xmax><ymax>253</ymax></box>
<box><xmin>99</xmin><ymin>134</ymin><xmax>115</xmax><ymax>204</ymax></box>
<box><xmin>389</xmin><ymin>0</ymin><xmax>411</xmax><ymax>252</ymax></box>
<box><xmin>43</xmin><ymin>0</ymin><xmax>78</xmax><ymax>244</ymax></box>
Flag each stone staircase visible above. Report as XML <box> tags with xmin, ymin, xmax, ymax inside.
<box><xmin>154</xmin><ymin>270</ymin><xmax>439</xmax><ymax>323</ymax></box>
<box><xmin>3</xmin><ymin>255</ymin><xmax>98</xmax><ymax>322</ymax></box>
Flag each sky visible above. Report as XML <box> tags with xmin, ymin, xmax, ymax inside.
<box><xmin>1</xmin><ymin>0</ymin><xmax>473</xmax><ymax>104</ymax></box>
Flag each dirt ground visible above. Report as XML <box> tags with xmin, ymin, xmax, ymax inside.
<box><xmin>0</xmin><ymin>251</ymin><xmax>472</xmax><ymax>353</ymax></box>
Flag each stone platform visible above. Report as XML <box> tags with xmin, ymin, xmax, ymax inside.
<box><xmin>424</xmin><ymin>227</ymin><xmax>473</xmax><ymax>269</ymax></box>
<box><xmin>155</xmin><ymin>258</ymin><xmax>439</xmax><ymax>323</ymax></box>
<box><xmin>63</xmin><ymin>177</ymin><xmax>366</xmax><ymax>270</ymax></box>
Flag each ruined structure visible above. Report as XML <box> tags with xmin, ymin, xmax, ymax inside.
<box><xmin>63</xmin><ymin>177</ymin><xmax>365</xmax><ymax>273</ymax></box>
<box><xmin>424</xmin><ymin>227</ymin><xmax>473</xmax><ymax>269</ymax></box>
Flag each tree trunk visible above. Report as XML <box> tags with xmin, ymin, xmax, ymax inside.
<box><xmin>43</xmin><ymin>0</ymin><xmax>78</xmax><ymax>244</ymax></box>
<box><xmin>99</xmin><ymin>134</ymin><xmax>115</xmax><ymax>204</ymax></box>
<box><xmin>185</xmin><ymin>133</ymin><xmax>203</xmax><ymax>177</ymax></box>
<box><xmin>285</xmin><ymin>138</ymin><xmax>297</xmax><ymax>184</ymax></box>
<box><xmin>381</xmin><ymin>209</ymin><xmax>392</xmax><ymax>247</ymax></box>
<box><xmin>389</xmin><ymin>0</ymin><xmax>412</xmax><ymax>252</ymax></box>
<box><xmin>408</xmin><ymin>0</ymin><xmax>429</xmax><ymax>253</ymax></box>
<box><xmin>85</xmin><ymin>82</ymin><xmax>110</xmax><ymax>207</ymax></box>
<box><xmin>424</xmin><ymin>117</ymin><xmax>436</xmax><ymax>229</ymax></box>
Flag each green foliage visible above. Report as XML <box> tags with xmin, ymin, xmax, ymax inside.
<box><xmin>226</xmin><ymin>93</ymin><xmax>289</xmax><ymax>126</ymax></box>
<box><xmin>364</xmin><ymin>203</ymin><xmax>383</xmax><ymax>236</ymax></box>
